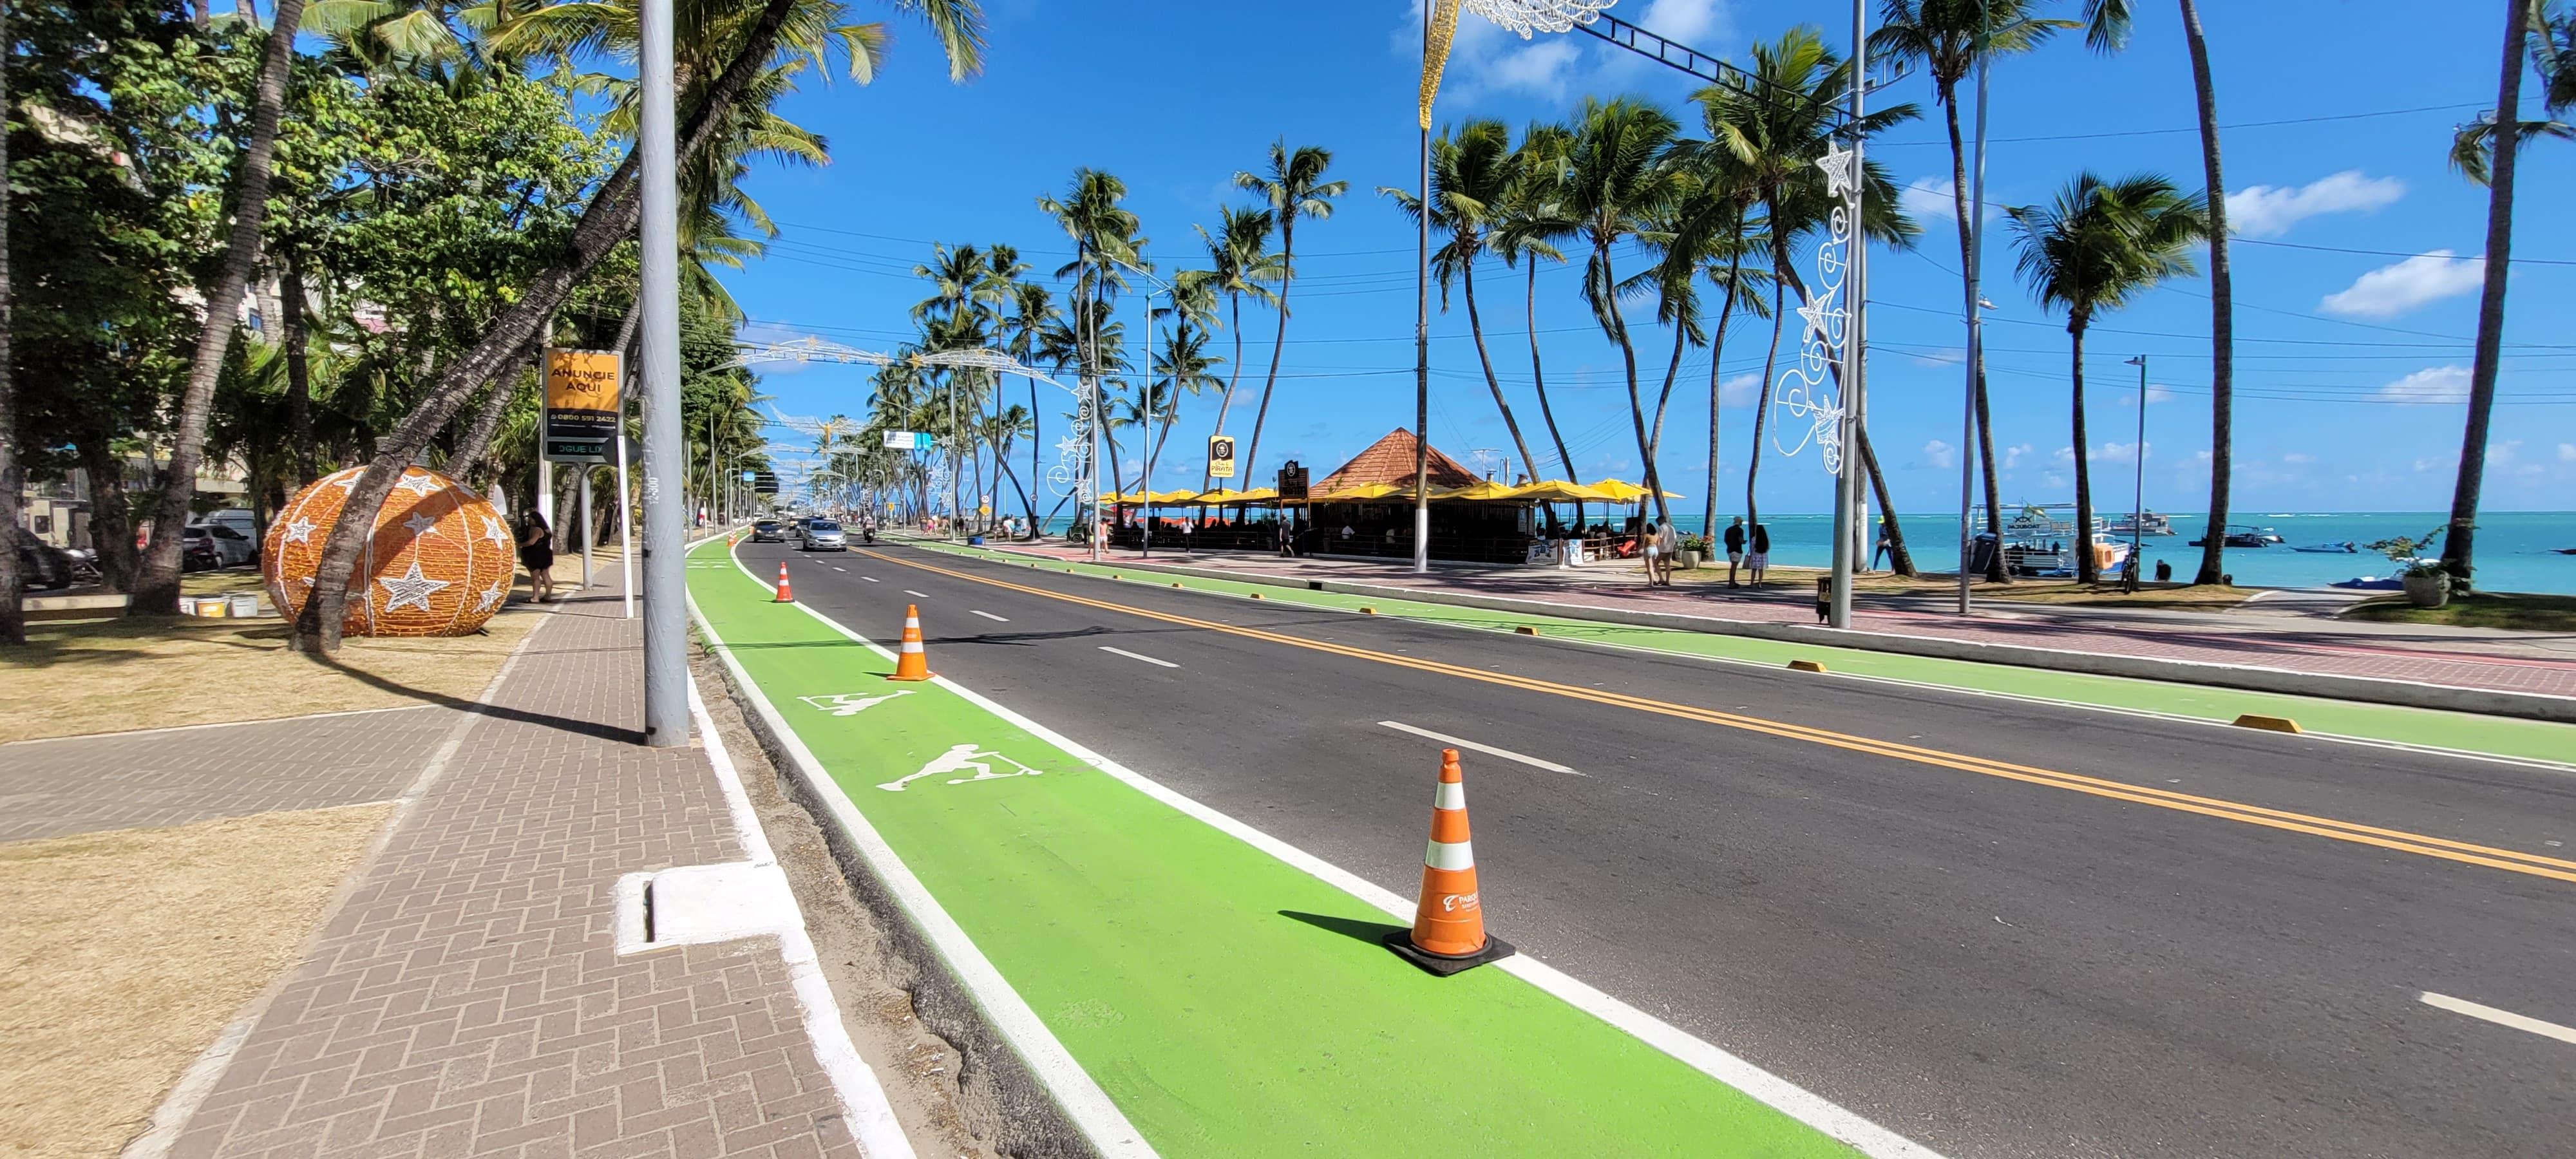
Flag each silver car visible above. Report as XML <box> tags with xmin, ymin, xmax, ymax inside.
<box><xmin>799</xmin><ymin>519</ymin><xmax>848</xmax><ymax>552</ymax></box>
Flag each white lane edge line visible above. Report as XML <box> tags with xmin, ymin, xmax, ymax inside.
<box><xmin>725</xmin><ymin>538</ymin><xmax>1937</xmax><ymax>1159</ymax></box>
<box><xmin>971</xmin><ymin>610</ymin><xmax>1010</xmax><ymax>623</ymax></box>
<box><xmin>904</xmin><ymin>589</ymin><xmax>931</xmax><ymax>598</ymax></box>
<box><xmin>684</xmin><ymin>679</ymin><xmax>916</xmax><ymax>1159</ymax></box>
<box><xmin>1098</xmin><ymin>645</ymin><xmax>1179</xmax><ymax>669</ymax></box>
<box><xmin>699</xmin><ymin>538</ymin><xmax>1155</xmax><ymax>1156</ymax></box>
<box><xmin>863</xmin><ymin>576</ymin><xmax>880</xmax><ymax>583</ymax></box>
<box><xmin>1377</xmin><ymin>721</ymin><xmax>1586</xmax><ymax>777</ymax></box>
<box><xmin>2420</xmin><ymin>992</ymin><xmax>2576</xmax><ymax>1044</ymax></box>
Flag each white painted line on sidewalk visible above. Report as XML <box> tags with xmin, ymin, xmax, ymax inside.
<box><xmin>971</xmin><ymin>610</ymin><xmax>1010</xmax><ymax>623</ymax></box>
<box><xmin>904</xmin><ymin>589</ymin><xmax>931</xmax><ymax>599</ymax></box>
<box><xmin>707</xmin><ymin>536</ymin><xmax>1935</xmax><ymax>1159</ymax></box>
<box><xmin>1378</xmin><ymin>721</ymin><xmax>1586</xmax><ymax>777</ymax></box>
<box><xmin>1099</xmin><ymin>646</ymin><xmax>1179</xmax><ymax>668</ymax></box>
<box><xmin>2421</xmin><ymin>992</ymin><xmax>2576</xmax><ymax>1044</ymax></box>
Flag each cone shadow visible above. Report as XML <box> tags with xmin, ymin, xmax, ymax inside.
<box><xmin>1278</xmin><ymin>909</ymin><xmax>1406</xmax><ymax>947</ymax></box>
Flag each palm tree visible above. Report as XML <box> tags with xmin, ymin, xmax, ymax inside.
<box><xmin>1564</xmin><ymin>97</ymin><xmax>1684</xmax><ymax>527</ymax></box>
<box><xmin>1701</xmin><ymin>28</ymin><xmax>1915</xmax><ymax>531</ymax></box>
<box><xmin>2007</xmin><ymin>172</ymin><xmax>2209</xmax><ymax>584</ymax></box>
<box><xmin>1193</xmin><ymin>207</ymin><xmax>1282</xmax><ymax>488</ymax></box>
<box><xmin>1036</xmin><ymin>167</ymin><xmax>1144</xmax><ymax>528</ymax></box>
<box><xmin>1144</xmin><ymin>270</ymin><xmax>1220</xmax><ymax>499</ymax></box>
<box><xmin>1658</xmin><ymin>126</ymin><xmax>1772</xmax><ymax>537</ymax></box>
<box><xmin>1000</xmin><ymin>278</ymin><xmax>1059</xmax><ymax>536</ymax></box>
<box><xmin>135</xmin><ymin>0</ymin><xmax>310</xmax><ymax>616</ymax></box>
<box><xmin>1233</xmin><ymin>140</ymin><xmax>1346</xmax><ymax>483</ymax></box>
<box><xmin>1493</xmin><ymin>122</ymin><xmax>1585</xmax><ymax>509</ymax></box>
<box><xmin>2438</xmin><ymin>0</ymin><xmax>2571</xmax><ymax>583</ymax></box>
<box><xmin>1871</xmin><ymin>0</ymin><xmax>2074</xmax><ymax>578</ymax></box>
<box><xmin>1379</xmin><ymin>118</ymin><xmax>1542</xmax><ymax>485</ymax></box>
<box><xmin>2081</xmin><ymin>0</ymin><xmax>2235</xmax><ymax>584</ymax></box>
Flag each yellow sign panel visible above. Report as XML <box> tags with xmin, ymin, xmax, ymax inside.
<box><xmin>545</xmin><ymin>349</ymin><xmax>623</xmax><ymax>413</ymax></box>
<box><xmin>1208</xmin><ymin>435</ymin><xmax>1237</xmax><ymax>479</ymax></box>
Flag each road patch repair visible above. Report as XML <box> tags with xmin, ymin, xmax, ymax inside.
<box><xmin>910</xmin><ymin>540</ymin><xmax>2576</xmax><ymax>769</ymax></box>
<box><xmin>688</xmin><ymin>535</ymin><xmax>1922</xmax><ymax>1157</ymax></box>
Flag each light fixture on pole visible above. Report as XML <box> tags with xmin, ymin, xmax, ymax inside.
<box><xmin>1415</xmin><ymin>1</ymin><xmax>1618</xmax><ymax>576</ymax></box>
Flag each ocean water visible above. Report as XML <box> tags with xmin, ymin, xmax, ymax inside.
<box><xmin>1027</xmin><ymin>511</ymin><xmax>2576</xmax><ymax>593</ymax></box>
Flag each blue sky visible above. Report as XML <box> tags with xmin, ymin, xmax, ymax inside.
<box><xmin>728</xmin><ymin>0</ymin><xmax>2575</xmax><ymax>515</ymax></box>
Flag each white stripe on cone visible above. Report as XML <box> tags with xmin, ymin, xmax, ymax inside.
<box><xmin>1434</xmin><ymin>783</ymin><xmax>1466</xmax><ymax>810</ymax></box>
<box><xmin>1424</xmin><ymin>840</ymin><xmax>1475</xmax><ymax>871</ymax></box>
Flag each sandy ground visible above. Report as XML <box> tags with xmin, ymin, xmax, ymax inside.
<box><xmin>0</xmin><ymin>804</ymin><xmax>393</xmax><ymax>1159</ymax></box>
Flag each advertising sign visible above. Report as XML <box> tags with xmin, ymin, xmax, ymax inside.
<box><xmin>542</xmin><ymin>349</ymin><xmax>623</xmax><ymax>463</ymax></box>
<box><xmin>1276</xmin><ymin>460</ymin><xmax>1309</xmax><ymax>502</ymax></box>
<box><xmin>1208</xmin><ymin>435</ymin><xmax>1236</xmax><ymax>479</ymax></box>
<box><xmin>883</xmin><ymin>429</ymin><xmax>934</xmax><ymax>451</ymax></box>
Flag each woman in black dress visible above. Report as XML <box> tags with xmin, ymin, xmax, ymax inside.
<box><xmin>518</xmin><ymin>513</ymin><xmax>557</xmax><ymax>603</ymax></box>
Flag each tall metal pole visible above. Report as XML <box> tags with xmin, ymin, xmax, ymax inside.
<box><xmin>947</xmin><ymin>373</ymin><xmax>961</xmax><ymax>540</ymax></box>
<box><xmin>2129</xmin><ymin>353</ymin><xmax>2148</xmax><ymax>581</ymax></box>
<box><xmin>1137</xmin><ymin>284</ymin><xmax>1169</xmax><ymax>560</ymax></box>
<box><xmin>1086</xmin><ymin>276</ymin><xmax>1104</xmax><ymax>563</ymax></box>
<box><xmin>635</xmin><ymin>0</ymin><xmax>685</xmax><ymax>746</ymax></box>
<box><xmin>1958</xmin><ymin>0</ymin><xmax>1990</xmax><ymax>614</ymax></box>
<box><xmin>1410</xmin><ymin>0</ymin><xmax>1434</xmax><ymax>575</ymax></box>
<box><xmin>1828</xmin><ymin>0</ymin><xmax>1867</xmax><ymax>629</ymax></box>
<box><xmin>615</xmin><ymin>392</ymin><xmax>633</xmax><ymax>617</ymax></box>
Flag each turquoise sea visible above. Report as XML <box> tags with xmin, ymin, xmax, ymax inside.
<box><xmin>1027</xmin><ymin>511</ymin><xmax>2576</xmax><ymax>593</ymax></box>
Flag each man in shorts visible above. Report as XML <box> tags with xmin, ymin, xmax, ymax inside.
<box><xmin>1723</xmin><ymin>516</ymin><xmax>1747</xmax><ymax>587</ymax></box>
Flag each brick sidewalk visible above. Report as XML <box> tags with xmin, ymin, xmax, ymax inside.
<box><xmin>152</xmin><ymin>595</ymin><xmax>872</xmax><ymax>1159</ymax></box>
<box><xmin>980</xmin><ymin>540</ymin><xmax>2576</xmax><ymax>699</ymax></box>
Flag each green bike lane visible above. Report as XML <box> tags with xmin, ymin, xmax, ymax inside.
<box><xmin>911</xmin><ymin>539</ymin><xmax>2576</xmax><ymax>766</ymax></box>
<box><xmin>685</xmin><ymin>535</ymin><xmax>1908</xmax><ymax>1158</ymax></box>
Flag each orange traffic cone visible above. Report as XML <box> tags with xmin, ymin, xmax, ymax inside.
<box><xmin>1385</xmin><ymin>748</ymin><xmax>1513</xmax><ymax>975</ymax></box>
<box><xmin>889</xmin><ymin>604</ymin><xmax>934</xmax><ymax>681</ymax></box>
<box><xmin>773</xmin><ymin>561</ymin><xmax>794</xmax><ymax>603</ymax></box>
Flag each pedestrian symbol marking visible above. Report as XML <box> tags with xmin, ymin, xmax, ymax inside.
<box><xmin>799</xmin><ymin>690</ymin><xmax>914</xmax><ymax>717</ymax></box>
<box><xmin>877</xmin><ymin>743</ymin><xmax>1045</xmax><ymax>792</ymax></box>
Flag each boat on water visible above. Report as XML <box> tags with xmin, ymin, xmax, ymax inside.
<box><xmin>2003</xmin><ymin>533</ymin><xmax>2133</xmax><ymax>578</ymax></box>
<box><xmin>2188</xmin><ymin>523</ymin><xmax>2286</xmax><ymax>549</ymax></box>
<box><xmin>2331</xmin><ymin>559</ymin><xmax>2436</xmax><ymax>591</ymax></box>
<box><xmin>2292</xmin><ymin>541</ymin><xmax>2358</xmax><ymax>554</ymax></box>
<box><xmin>2100</xmin><ymin>509</ymin><xmax>2176</xmax><ymax>536</ymax></box>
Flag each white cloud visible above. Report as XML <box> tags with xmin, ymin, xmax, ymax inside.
<box><xmin>2115</xmin><ymin>384</ymin><xmax>2177</xmax><ymax>406</ymax></box>
<box><xmin>1919</xmin><ymin>439</ymin><xmax>1956</xmax><ymax>469</ymax></box>
<box><xmin>1899</xmin><ymin>177</ymin><xmax>1998</xmax><ymax>224</ymax></box>
<box><xmin>2557</xmin><ymin>443</ymin><xmax>2575</xmax><ymax>462</ymax></box>
<box><xmin>2226</xmin><ymin>171</ymin><xmax>2405</xmax><ymax>238</ymax></box>
<box><xmin>2321</xmin><ymin>251</ymin><xmax>2484</xmax><ymax>318</ymax></box>
<box><xmin>2096</xmin><ymin>441</ymin><xmax>2151</xmax><ymax>464</ymax></box>
<box><xmin>2376</xmin><ymin>365</ymin><xmax>2472</xmax><ymax>405</ymax></box>
<box><xmin>2492</xmin><ymin>439</ymin><xmax>2523</xmax><ymax>465</ymax></box>
<box><xmin>2042</xmin><ymin>472</ymin><xmax>2067</xmax><ymax>490</ymax></box>
<box><xmin>2053</xmin><ymin>445</ymin><xmax>2077</xmax><ymax>466</ymax></box>
<box><xmin>2412</xmin><ymin>456</ymin><xmax>2448</xmax><ymax>473</ymax></box>
<box><xmin>2282</xmin><ymin>451</ymin><xmax>2315</xmax><ymax>464</ymax></box>
<box><xmin>1718</xmin><ymin>371</ymin><xmax>1761</xmax><ymax>408</ymax></box>
<box><xmin>2002</xmin><ymin>443</ymin><xmax>2034</xmax><ymax>470</ymax></box>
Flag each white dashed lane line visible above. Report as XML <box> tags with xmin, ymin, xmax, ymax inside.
<box><xmin>1377</xmin><ymin>721</ymin><xmax>1586</xmax><ymax>777</ymax></box>
<box><xmin>2421</xmin><ymin>992</ymin><xmax>2576</xmax><ymax>1044</ymax></box>
<box><xmin>904</xmin><ymin>590</ymin><xmax>931</xmax><ymax>599</ymax></box>
<box><xmin>971</xmin><ymin>610</ymin><xmax>1009</xmax><ymax>623</ymax></box>
<box><xmin>1098</xmin><ymin>646</ymin><xmax>1178</xmax><ymax>669</ymax></box>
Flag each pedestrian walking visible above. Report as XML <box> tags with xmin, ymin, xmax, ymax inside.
<box><xmin>1642</xmin><ymin>519</ymin><xmax>1665</xmax><ymax>587</ymax></box>
<box><xmin>1654</xmin><ymin>519</ymin><xmax>1680</xmax><ymax>587</ymax></box>
<box><xmin>518</xmin><ymin>513</ymin><xmax>557</xmax><ymax>603</ymax></box>
<box><xmin>1871</xmin><ymin>519</ymin><xmax>1893</xmax><ymax>571</ymax></box>
<box><xmin>1747</xmin><ymin>522</ymin><xmax>1770</xmax><ymax>585</ymax></box>
<box><xmin>1723</xmin><ymin>517</ymin><xmax>1747</xmax><ymax>587</ymax></box>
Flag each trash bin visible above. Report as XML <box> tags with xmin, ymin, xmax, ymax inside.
<box><xmin>969</xmin><ymin>534</ymin><xmax>984</xmax><ymax>546</ymax></box>
<box><xmin>228</xmin><ymin>593</ymin><xmax>261</xmax><ymax>617</ymax></box>
<box><xmin>1969</xmin><ymin>532</ymin><xmax>2001</xmax><ymax>578</ymax></box>
<box><xmin>1814</xmin><ymin>576</ymin><xmax>1832</xmax><ymax>623</ymax></box>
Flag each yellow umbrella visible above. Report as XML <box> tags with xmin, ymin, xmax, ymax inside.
<box><xmin>1506</xmin><ymin>479</ymin><xmax>1617</xmax><ymax>503</ymax></box>
<box><xmin>1314</xmin><ymin>482</ymin><xmax>1403</xmax><ymax>501</ymax></box>
<box><xmin>1146</xmin><ymin>489</ymin><xmax>1201</xmax><ymax>505</ymax></box>
<box><xmin>1587</xmin><ymin>478</ymin><xmax>1686</xmax><ymax>502</ymax></box>
<box><xmin>1434</xmin><ymin>479</ymin><xmax>1526</xmax><ymax>502</ymax></box>
<box><xmin>1231</xmin><ymin>487</ymin><xmax>1280</xmax><ymax>502</ymax></box>
<box><xmin>1190</xmin><ymin>488</ymin><xmax>1251</xmax><ymax>505</ymax></box>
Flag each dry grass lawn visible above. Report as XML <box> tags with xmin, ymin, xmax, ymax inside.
<box><xmin>0</xmin><ymin>804</ymin><xmax>393</xmax><ymax>1159</ymax></box>
<box><xmin>0</xmin><ymin>607</ymin><xmax>540</xmax><ymax>743</ymax></box>
<box><xmin>1656</xmin><ymin>561</ymin><xmax>2254</xmax><ymax>608</ymax></box>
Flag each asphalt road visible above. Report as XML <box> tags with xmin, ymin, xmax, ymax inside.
<box><xmin>742</xmin><ymin>539</ymin><xmax>2576</xmax><ymax>1159</ymax></box>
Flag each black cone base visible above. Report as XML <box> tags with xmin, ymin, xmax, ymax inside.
<box><xmin>1383</xmin><ymin>928</ymin><xmax>1516</xmax><ymax>977</ymax></box>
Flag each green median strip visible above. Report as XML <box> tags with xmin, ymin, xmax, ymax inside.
<box><xmin>913</xmin><ymin>540</ymin><xmax>2576</xmax><ymax>767</ymax></box>
<box><xmin>689</xmin><ymin>537</ymin><xmax>1865</xmax><ymax>1157</ymax></box>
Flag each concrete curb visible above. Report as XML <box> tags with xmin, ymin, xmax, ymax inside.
<box><xmin>965</xmin><ymin>546</ymin><xmax>2576</xmax><ymax>726</ymax></box>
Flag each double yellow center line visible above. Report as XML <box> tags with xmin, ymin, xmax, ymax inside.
<box><xmin>866</xmin><ymin>549</ymin><xmax>2576</xmax><ymax>887</ymax></box>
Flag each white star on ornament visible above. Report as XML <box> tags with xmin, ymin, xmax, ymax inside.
<box><xmin>479</xmin><ymin>516</ymin><xmax>511</xmax><ymax>551</ymax></box>
<box><xmin>402</xmin><ymin>513</ymin><xmax>440</xmax><ymax>538</ymax></box>
<box><xmin>1815</xmin><ymin>140</ymin><xmax>1857</xmax><ymax>200</ymax></box>
<box><xmin>1797</xmin><ymin>294</ymin><xmax>1837</xmax><ymax>343</ymax></box>
<box><xmin>279</xmin><ymin>517</ymin><xmax>317</xmax><ymax>545</ymax></box>
<box><xmin>476</xmin><ymin>581</ymin><xmax>507</xmax><ymax>611</ymax></box>
<box><xmin>375</xmin><ymin>560</ymin><xmax>451</xmax><ymax>614</ymax></box>
<box><xmin>392</xmin><ymin>471</ymin><xmax>446</xmax><ymax>498</ymax></box>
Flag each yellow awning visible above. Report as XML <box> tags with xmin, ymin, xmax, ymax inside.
<box><xmin>1432</xmin><ymin>480</ymin><xmax>1526</xmax><ymax>502</ymax></box>
<box><xmin>1587</xmin><ymin>478</ymin><xmax>1686</xmax><ymax>502</ymax></box>
<box><xmin>1508</xmin><ymin>479</ymin><xmax>1619</xmax><ymax>502</ymax></box>
<box><xmin>1312</xmin><ymin>482</ymin><xmax>1403</xmax><ymax>501</ymax></box>
<box><xmin>1145</xmin><ymin>489</ymin><xmax>1201</xmax><ymax>505</ymax></box>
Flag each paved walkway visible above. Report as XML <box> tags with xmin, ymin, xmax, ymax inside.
<box><xmin>9</xmin><ymin>591</ymin><xmax>882</xmax><ymax>1158</ymax></box>
<box><xmin>978</xmin><ymin>540</ymin><xmax>2576</xmax><ymax>699</ymax></box>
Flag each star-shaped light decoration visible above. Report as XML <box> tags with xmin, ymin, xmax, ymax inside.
<box><xmin>479</xmin><ymin>515</ymin><xmax>511</xmax><ymax>551</ymax></box>
<box><xmin>1815</xmin><ymin>140</ymin><xmax>1858</xmax><ymax>200</ymax></box>
<box><xmin>475</xmin><ymin>581</ymin><xmax>508</xmax><ymax>612</ymax></box>
<box><xmin>402</xmin><ymin>513</ymin><xmax>440</xmax><ymax>538</ymax></box>
<box><xmin>1796</xmin><ymin>294</ymin><xmax>1836</xmax><ymax>344</ymax></box>
<box><xmin>375</xmin><ymin>560</ymin><xmax>452</xmax><ymax>614</ymax></box>
<box><xmin>392</xmin><ymin>471</ymin><xmax>447</xmax><ymax>498</ymax></box>
<box><xmin>279</xmin><ymin>517</ymin><xmax>317</xmax><ymax>545</ymax></box>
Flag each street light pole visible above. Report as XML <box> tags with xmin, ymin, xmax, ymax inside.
<box><xmin>1959</xmin><ymin>0</ymin><xmax>1991</xmax><ymax>614</ymax></box>
<box><xmin>635</xmin><ymin>0</ymin><xmax>685</xmax><ymax>746</ymax></box>
<box><xmin>2127</xmin><ymin>353</ymin><xmax>2148</xmax><ymax>587</ymax></box>
<box><xmin>1412</xmin><ymin>0</ymin><xmax>1434</xmax><ymax>576</ymax></box>
<box><xmin>1827</xmin><ymin>0</ymin><xmax>1868</xmax><ymax>630</ymax></box>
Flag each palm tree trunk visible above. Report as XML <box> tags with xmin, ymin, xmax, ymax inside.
<box><xmin>1027</xmin><ymin>375</ymin><xmax>1041</xmax><ymax>536</ymax></box>
<box><xmin>1940</xmin><ymin>80</ymin><xmax>2009</xmax><ymax>582</ymax></box>
<box><xmin>1856</xmin><ymin>425</ymin><xmax>1915</xmax><ymax>574</ymax></box>
<box><xmin>1747</xmin><ymin>260</ymin><xmax>1790</xmax><ymax>529</ymax></box>
<box><xmin>1976</xmin><ymin>367</ymin><xmax>2007</xmax><ymax>581</ymax></box>
<box><xmin>1204</xmin><ymin>292</ymin><xmax>1246</xmax><ymax>491</ymax></box>
<box><xmin>1642</xmin><ymin>314</ymin><xmax>1687</xmax><ymax>529</ymax></box>
<box><xmin>1242</xmin><ymin>219</ymin><xmax>1295</xmax><ymax>482</ymax></box>
<box><xmin>292</xmin><ymin>0</ymin><xmax>806</xmax><ymax>652</ymax></box>
<box><xmin>1700</xmin><ymin>221</ymin><xmax>1745</xmax><ymax>537</ymax></box>
<box><xmin>0</xmin><ymin>3</ymin><xmax>18</xmax><ymax>645</ymax></box>
<box><xmin>2442</xmin><ymin>0</ymin><xmax>2529</xmax><ymax>586</ymax></box>
<box><xmin>1462</xmin><ymin>256</ymin><xmax>1539</xmax><ymax>483</ymax></box>
<box><xmin>1600</xmin><ymin>247</ymin><xmax>1656</xmax><ymax>532</ymax></box>
<box><xmin>281</xmin><ymin>247</ymin><xmax>315</xmax><ymax>483</ymax></box>
<box><xmin>2178</xmin><ymin>0</ymin><xmax>2235</xmax><ymax>586</ymax></box>
<box><xmin>1525</xmin><ymin>259</ymin><xmax>1583</xmax><ymax>525</ymax></box>
<box><xmin>134</xmin><ymin>0</ymin><xmax>307</xmax><ymax>617</ymax></box>
<box><xmin>2070</xmin><ymin>318</ymin><xmax>2099</xmax><ymax>585</ymax></box>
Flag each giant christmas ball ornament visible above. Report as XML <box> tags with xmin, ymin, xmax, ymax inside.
<box><xmin>263</xmin><ymin>466</ymin><xmax>517</xmax><ymax>637</ymax></box>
